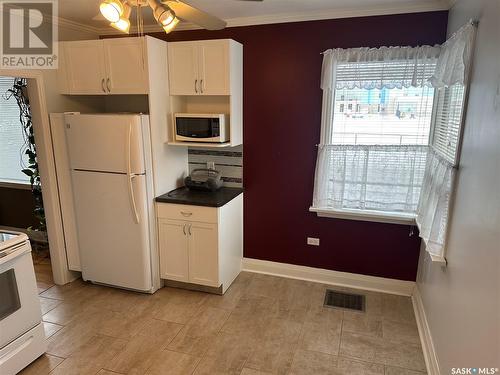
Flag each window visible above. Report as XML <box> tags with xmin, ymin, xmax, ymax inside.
<box><xmin>313</xmin><ymin>55</ymin><xmax>438</xmax><ymax>220</ymax></box>
<box><xmin>431</xmin><ymin>84</ymin><xmax>466</xmax><ymax>165</ymax></box>
<box><xmin>313</xmin><ymin>23</ymin><xmax>475</xmax><ymax>259</ymax></box>
<box><xmin>0</xmin><ymin>77</ymin><xmax>28</xmax><ymax>184</ymax></box>
<box><xmin>331</xmin><ymin>86</ymin><xmax>434</xmax><ymax>145</ymax></box>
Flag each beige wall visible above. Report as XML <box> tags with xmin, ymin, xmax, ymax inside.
<box><xmin>416</xmin><ymin>0</ymin><xmax>500</xmax><ymax>372</ymax></box>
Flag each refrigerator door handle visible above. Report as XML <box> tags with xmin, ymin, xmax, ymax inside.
<box><xmin>128</xmin><ymin>174</ymin><xmax>140</xmax><ymax>224</ymax></box>
<box><xmin>126</xmin><ymin>121</ymin><xmax>140</xmax><ymax>224</ymax></box>
<box><xmin>127</xmin><ymin>122</ymin><xmax>132</xmax><ymax>176</ymax></box>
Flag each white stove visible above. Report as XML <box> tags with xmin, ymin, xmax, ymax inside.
<box><xmin>0</xmin><ymin>230</ymin><xmax>46</xmax><ymax>375</ymax></box>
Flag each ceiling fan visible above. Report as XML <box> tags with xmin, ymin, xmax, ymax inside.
<box><xmin>99</xmin><ymin>0</ymin><xmax>263</xmax><ymax>35</ymax></box>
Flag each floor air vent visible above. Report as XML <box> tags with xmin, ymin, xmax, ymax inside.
<box><xmin>324</xmin><ymin>289</ymin><xmax>365</xmax><ymax>312</ymax></box>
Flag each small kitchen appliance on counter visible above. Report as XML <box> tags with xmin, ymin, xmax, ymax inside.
<box><xmin>0</xmin><ymin>230</ymin><xmax>45</xmax><ymax>375</ymax></box>
<box><xmin>184</xmin><ymin>168</ymin><xmax>223</xmax><ymax>192</ymax></box>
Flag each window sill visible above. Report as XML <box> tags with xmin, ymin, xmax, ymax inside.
<box><xmin>0</xmin><ymin>180</ymin><xmax>31</xmax><ymax>190</ymax></box>
<box><xmin>428</xmin><ymin>253</ymin><xmax>447</xmax><ymax>265</ymax></box>
<box><xmin>421</xmin><ymin>237</ymin><xmax>448</xmax><ymax>265</ymax></box>
<box><xmin>309</xmin><ymin>207</ymin><xmax>416</xmax><ymax>225</ymax></box>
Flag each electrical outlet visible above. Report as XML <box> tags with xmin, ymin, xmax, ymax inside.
<box><xmin>207</xmin><ymin>161</ymin><xmax>215</xmax><ymax>170</ymax></box>
<box><xmin>307</xmin><ymin>237</ymin><xmax>320</xmax><ymax>246</ymax></box>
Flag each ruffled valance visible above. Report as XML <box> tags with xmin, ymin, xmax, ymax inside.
<box><xmin>321</xmin><ymin>45</ymin><xmax>441</xmax><ymax>90</ymax></box>
<box><xmin>430</xmin><ymin>23</ymin><xmax>476</xmax><ymax>87</ymax></box>
<box><xmin>321</xmin><ymin>22</ymin><xmax>476</xmax><ymax>91</ymax></box>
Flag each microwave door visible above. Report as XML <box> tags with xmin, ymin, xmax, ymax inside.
<box><xmin>177</xmin><ymin>117</ymin><xmax>213</xmax><ymax>139</ymax></box>
<box><xmin>175</xmin><ymin>117</ymin><xmax>224</xmax><ymax>143</ymax></box>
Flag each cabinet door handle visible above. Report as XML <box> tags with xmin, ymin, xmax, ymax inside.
<box><xmin>188</xmin><ymin>224</ymin><xmax>192</xmax><ymax>236</ymax></box>
<box><xmin>180</xmin><ymin>211</ymin><xmax>193</xmax><ymax>217</ymax></box>
<box><xmin>194</xmin><ymin>79</ymin><xmax>198</xmax><ymax>94</ymax></box>
<box><xmin>182</xmin><ymin>223</ymin><xmax>187</xmax><ymax>235</ymax></box>
<box><xmin>200</xmin><ymin>79</ymin><xmax>204</xmax><ymax>93</ymax></box>
<box><xmin>106</xmin><ymin>78</ymin><xmax>111</xmax><ymax>92</ymax></box>
<box><xmin>101</xmin><ymin>78</ymin><xmax>106</xmax><ymax>93</ymax></box>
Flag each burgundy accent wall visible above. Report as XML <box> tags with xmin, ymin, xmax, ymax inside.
<box><xmin>0</xmin><ymin>187</ymin><xmax>38</xmax><ymax>228</ymax></box>
<box><xmin>120</xmin><ymin>11</ymin><xmax>448</xmax><ymax>281</ymax></box>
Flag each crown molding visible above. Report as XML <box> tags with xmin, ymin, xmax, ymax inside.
<box><xmin>222</xmin><ymin>0</ymin><xmax>450</xmax><ymax>29</ymax></box>
<box><xmin>59</xmin><ymin>0</ymin><xmax>451</xmax><ymax>37</ymax></box>
<box><xmin>52</xmin><ymin>15</ymin><xmax>102</xmax><ymax>36</ymax></box>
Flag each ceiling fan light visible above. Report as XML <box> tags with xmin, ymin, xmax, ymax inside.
<box><xmin>100</xmin><ymin>0</ymin><xmax>124</xmax><ymax>23</ymax></box>
<box><xmin>162</xmin><ymin>16</ymin><xmax>179</xmax><ymax>34</ymax></box>
<box><xmin>155</xmin><ymin>7</ymin><xmax>175</xmax><ymax>27</ymax></box>
<box><xmin>111</xmin><ymin>17</ymin><xmax>130</xmax><ymax>33</ymax></box>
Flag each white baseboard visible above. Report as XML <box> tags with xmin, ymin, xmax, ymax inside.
<box><xmin>241</xmin><ymin>258</ymin><xmax>415</xmax><ymax>296</ymax></box>
<box><xmin>412</xmin><ymin>286</ymin><xmax>440</xmax><ymax>375</ymax></box>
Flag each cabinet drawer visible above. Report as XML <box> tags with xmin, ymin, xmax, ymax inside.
<box><xmin>157</xmin><ymin>203</ymin><xmax>218</xmax><ymax>223</ymax></box>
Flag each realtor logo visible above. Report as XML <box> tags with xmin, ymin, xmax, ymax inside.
<box><xmin>0</xmin><ymin>0</ymin><xmax>58</xmax><ymax>68</ymax></box>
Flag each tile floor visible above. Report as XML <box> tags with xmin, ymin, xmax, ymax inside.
<box><xmin>23</xmin><ymin>264</ymin><xmax>427</xmax><ymax>375</ymax></box>
<box><xmin>32</xmin><ymin>250</ymin><xmax>55</xmax><ymax>294</ymax></box>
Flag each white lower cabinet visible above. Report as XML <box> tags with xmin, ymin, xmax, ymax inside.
<box><xmin>157</xmin><ymin>194</ymin><xmax>243</xmax><ymax>293</ymax></box>
<box><xmin>188</xmin><ymin>222</ymin><xmax>219</xmax><ymax>287</ymax></box>
<box><xmin>158</xmin><ymin>219</ymin><xmax>190</xmax><ymax>283</ymax></box>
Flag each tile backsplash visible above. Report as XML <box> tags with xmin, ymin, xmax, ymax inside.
<box><xmin>188</xmin><ymin>145</ymin><xmax>243</xmax><ymax>188</ymax></box>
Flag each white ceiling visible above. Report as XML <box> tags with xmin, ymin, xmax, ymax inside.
<box><xmin>58</xmin><ymin>0</ymin><xmax>451</xmax><ymax>33</ymax></box>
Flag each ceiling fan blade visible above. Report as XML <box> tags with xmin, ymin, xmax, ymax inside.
<box><xmin>163</xmin><ymin>0</ymin><xmax>227</xmax><ymax>30</ymax></box>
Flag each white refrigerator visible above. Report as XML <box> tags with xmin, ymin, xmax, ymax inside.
<box><xmin>64</xmin><ymin>113</ymin><xmax>157</xmax><ymax>292</ymax></box>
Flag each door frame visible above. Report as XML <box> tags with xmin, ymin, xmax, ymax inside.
<box><xmin>0</xmin><ymin>68</ymin><xmax>78</xmax><ymax>285</ymax></box>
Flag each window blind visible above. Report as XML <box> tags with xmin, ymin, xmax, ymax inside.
<box><xmin>431</xmin><ymin>84</ymin><xmax>465</xmax><ymax>165</ymax></box>
<box><xmin>0</xmin><ymin>76</ymin><xmax>29</xmax><ymax>183</ymax></box>
<box><xmin>336</xmin><ymin>61</ymin><xmax>437</xmax><ymax>89</ymax></box>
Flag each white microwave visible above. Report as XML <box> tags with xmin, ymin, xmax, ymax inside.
<box><xmin>174</xmin><ymin>113</ymin><xmax>229</xmax><ymax>143</ymax></box>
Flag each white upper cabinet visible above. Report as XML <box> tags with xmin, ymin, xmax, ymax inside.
<box><xmin>103</xmin><ymin>38</ymin><xmax>148</xmax><ymax>94</ymax></box>
<box><xmin>167</xmin><ymin>39</ymin><xmax>243</xmax><ymax>147</ymax></box>
<box><xmin>198</xmin><ymin>40</ymin><xmax>229</xmax><ymax>95</ymax></box>
<box><xmin>59</xmin><ymin>37</ymin><xmax>149</xmax><ymax>95</ymax></box>
<box><xmin>168</xmin><ymin>39</ymin><xmax>237</xmax><ymax>96</ymax></box>
<box><xmin>167</xmin><ymin>42</ymin><xmax>199</xmax><ymax>95</ymax></box>
<box><xmin>63</xmin><ymin>40</ymin><xmax>107</xmax><ymax>95</ymax></box>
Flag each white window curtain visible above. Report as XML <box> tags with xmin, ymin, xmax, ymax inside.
<box><xmin>313</xmin><ymin>21</ymin><xmax>476</xmax><ymax>260</ymax></box>
<box><xmin>314</xmin><ymin>45</ymin><xmax>440</xmax><ymax>216</ymax></box>
<box><xmin>416</xmin><ymin>22</ymin><xmax>476</xmax><ymax>260</ymax></box>
<box><xmin>429</xmin><ymin>23</ymin><xmax>476</xmax><ymax>88</ymax></box>
<box><xmin>313</xmin><ymin>144</ymin><xmax>428</xmax><ymax>213</ymax></box>
<box><xmin>416</xmin><ymin>149</ymin><xmax>456</xmax><ymax>259</ymax></box>
<box><xmin>321</xmin><ymin>46</ymin><xmax>441</xmax><ymax>91</ymax></box>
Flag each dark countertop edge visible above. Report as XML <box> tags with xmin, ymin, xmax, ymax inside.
<box><xmin>155</xmin><ymin>187</ymin><xmax>244</xmax><ymax>208</ymax></box>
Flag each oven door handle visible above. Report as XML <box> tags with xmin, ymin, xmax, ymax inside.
<box><xmin>0</xmin><ymin>334</ymin><xmax>34</xmax><ymax>365</ymax></box>
<box><xmin>0</xmin><ymin>242</ymin><xmax>25</xmax><ymax>259</ymax></box>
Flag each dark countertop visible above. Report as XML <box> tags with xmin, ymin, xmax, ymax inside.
<box><xmin>155</xmin><ymin>187</ymin><xmax>243</xmax><ymax>208</ymax></box>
